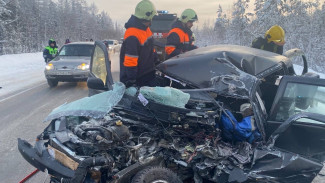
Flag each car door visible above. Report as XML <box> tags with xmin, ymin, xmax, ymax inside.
<box><xmin>87</xmin><ymin>41</ymin><xmax>114</xmax><ymax>95</ymax></box>
<box><xmin>266</xmin><ymin>75</ymin><xmax>325</xmax><ymax>161</ymax></box>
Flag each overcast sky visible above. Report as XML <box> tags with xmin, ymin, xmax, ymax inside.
<box><xmin>88</xmin><ymin>0</ymin><xmax>237</xmax><ymax>26</ymax></box>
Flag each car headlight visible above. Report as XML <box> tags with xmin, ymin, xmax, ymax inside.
<box><xmin>109</xmin><ymin>46</ymin><xmax>112</xmax><ymax>49</ymax></box>
<box><xmin>45</xmin><ymin>63</ymin><xmax>54</xmax><ymax>70</ymax></box>
<box><xmin>77</xmin><ymin>63</ymin><xmax>90</xmax><ymax>70</ymax></box>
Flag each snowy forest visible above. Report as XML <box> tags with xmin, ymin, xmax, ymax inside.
<box><xmin>1</xmin><ymin>0</ymin><xmax>325</xmax><ymax>72</ymax></box>
<box><xmin>195</xmin><ymin>0</ymin><xmax>325</xmax><ymax>73</ymax></box>
<box><xmin>0</xmin><ymin>0</ymin><xmax>123</xmax><ymax>55</ymax></box>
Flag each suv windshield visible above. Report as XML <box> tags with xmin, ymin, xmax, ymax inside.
<box><xmin>107</xmin><ymin>41</ymin><xmax>114</xmax><ymax>45</ymax></box>
<box><xmin>150</xmin><ymin>14</ymin><xmax>177</xmax><ymax>32</ymax></box>
<box><xmin>59</xmin><ymin>45</ymin><xmax>94</xmax><ymax>56</ymax></box>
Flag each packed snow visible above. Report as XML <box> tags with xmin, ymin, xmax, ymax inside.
<box><xmin>0</xmin><ymin>52</ymin><xmax>46</xmax><ymax>98</ymax></box>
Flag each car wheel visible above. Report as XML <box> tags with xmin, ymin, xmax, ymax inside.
<box><xmin>47</xmin><ymin>79</ymin><xmax>58</xmax><ymax>87</ymax></box>
<box><xmin>131</xmin><ymin>166</ymin><xmax>182</xmax><ymax>183</ymax></box>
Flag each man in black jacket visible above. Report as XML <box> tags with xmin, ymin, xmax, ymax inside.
<box><xmin>165</xmin><ymin>9</ymin><xmax>198</xmax><ymax>59</ymax></box>
<box><xmin>251</xmin><ymin>25</ymin><xmax>285</xmax><ymax>55</ymax></box>
<box><xmin>120</xmin><ymin>0</ymin><xmax>158</xmax><ymax>87</ymax></box>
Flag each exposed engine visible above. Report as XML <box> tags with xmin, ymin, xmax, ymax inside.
<box><xmin>42</xmin><ymin>96</ymin><xmax>257</xmax><ymax>183</ymax></box>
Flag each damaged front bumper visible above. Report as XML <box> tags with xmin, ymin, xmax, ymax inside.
<box><xmin>18</xmin><ymin>138</ymin><xmax>74</xmax><ymax>179</ymax></box>
<box><xmin>18</xmin><ymin>138</ymin><xmax>164</xmax><ymax>183</ymax></box>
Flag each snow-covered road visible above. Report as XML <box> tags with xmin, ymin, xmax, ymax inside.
<box><xmin>0</xmin><ymin>51</ymin><xmax>121</xmax><ymax>100</ymax></box>
<box><xmin>0</xmin><ymin>52</ymin><xmax>46</xmax><ymax>98</ymax></box>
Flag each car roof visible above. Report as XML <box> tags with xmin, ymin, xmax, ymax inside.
<box><xmin>157</xmin><ymin>44</ymin><xmax>292</xmax><ymax>96</ymax></box>
<box><xmin>66</xmin><ymin>42</ymin><xmax>94</xmax><ymax>45</ymax></box>
<box><xmin>158</xmin><ymin>44</ymin><xmax>291</xmax><ymax>77</ymax></box>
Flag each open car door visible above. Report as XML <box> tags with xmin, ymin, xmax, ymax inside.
<box><xmin>266</xmin><ymin>75</ymin><xmax>325</xmax><ymax>161</ymax></box>
<box><xmin>87</xmin><ymin>41</ymin><xmax>114</xmax><ymax>96</ymax></box>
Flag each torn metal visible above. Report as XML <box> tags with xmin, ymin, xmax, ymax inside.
<box><xmin>19</xmin><ymin>45</ymin><xmax>325</xmax><ymax>183</ymax></box>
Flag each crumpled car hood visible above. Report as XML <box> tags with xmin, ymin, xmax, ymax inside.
<box><xmin>157</xmin><ymin>54</ymin><xmax>258</xmax><ymax>99</ymax></box>
<box><xmin>158</xmin><ymin>45</ymin><xmax>291</xmax><ymax>76</ymax></box>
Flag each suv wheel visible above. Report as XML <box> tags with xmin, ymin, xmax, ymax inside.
<box><xmin>131</xmin><ymin>166</ymin><xmax>182</xmax><ymax>183</ymax></box>
<box><xmin>47</xmin><ymin>79</ymin><xmax>58</xmax><ymax>87</ymax></box>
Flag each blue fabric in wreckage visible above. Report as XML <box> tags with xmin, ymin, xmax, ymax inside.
<box><xmin>220</xmin><ymin>110</ymin><xmax>261</xmax><ymax>143</ymax></box>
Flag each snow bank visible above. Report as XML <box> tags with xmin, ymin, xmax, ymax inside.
<box><xmin>0</xmin><ymin>52</ymin><xmax>46</xmax><ymax>97</ymax></box>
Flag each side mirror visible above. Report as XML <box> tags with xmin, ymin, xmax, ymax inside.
<box><xmin>87</xmin><ymin>77</ymin><xmax>105</xmax><ymax>90</ymax></box>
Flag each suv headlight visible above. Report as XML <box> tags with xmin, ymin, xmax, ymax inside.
<box><xmin>45</xmin><ymin>63</ymin><xmax>54</xmax><ymax>70</ymax></box>
<box><xmin>77</xmin><ymin>63</ymin><xmax>90</xmax><ymax>70</ymax></box>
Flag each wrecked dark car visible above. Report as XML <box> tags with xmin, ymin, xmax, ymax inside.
<box><xmin>18</xmin><ymin>42</ymin><xmax>325</xmax><ymax>183</ymax></box>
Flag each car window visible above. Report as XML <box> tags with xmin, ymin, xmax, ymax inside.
<box><xmin>151</xmin><ymin>19</ymin><xmax>175</xmax><ymax>32</ymax></box>
<box><xmin>91</xmin><ymin>45</ymin><xmax>107</xmax><ymax>85</ymax></box>
<box><xmin>108</xmin><ymin>41</ymin><xmax>114</xmax><ymax>45</ymax></box>
<box><xmin>150</xmin><ymin>14</ymin><xmax>177</xmax><ymax>32</ymax></box>
<box><xmin>274</xmin><ymin>82</ymin><xmax>325</xmax><ymax>124</ymax></box>
<box><xmin>59</xmin><ymin>45</ymin><xmax>94</xmax><ymax>56</ymax></box>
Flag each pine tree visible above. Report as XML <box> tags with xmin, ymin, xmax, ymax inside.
<box><xmin>1</xmin><ymin>0</ymin><xmax>123</xmax><ymax>54</ymax></box>
<box><xmin>0</xmin><ymin>0</ymin><xmax>12</xmax><ymax>54</ymax></box>
<box><xmin>214</xmin><ymin>5</ymin><xmax>229</xmax><ymax>44</ymax></box>
<box><xmin>229</xmin><ymin>0</ymin><xmax>253</xmax><ymax>45</ymax></box>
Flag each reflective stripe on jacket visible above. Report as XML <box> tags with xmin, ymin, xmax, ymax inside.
<box><xmin>165</xmin><ymin>20</ymin><xmax>196</xmax><ymax>59</ymax></box>
<box><xmin>43</xmin><ymin>46</ymin><xmax>58</xmax><ymax>62</ymax></box>
<box><xmin>120</xmin><ymin>15</ymin><xmax>156</xmax><ymax>85</ymax></box>
<box><xmin>165</xmin><ymin>28</ymin><xmax>190</xmax><ymax>55</ymax></box>
<box><xmin>45</xmin><ymin>46</ymin><xmax>58</xmax><ymax>55</ymax></box>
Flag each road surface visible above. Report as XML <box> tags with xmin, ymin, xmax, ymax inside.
<box><xmin>0</xmin><ymin>53</ymin><xmax>120</xmax><ymax>183</ymax></box>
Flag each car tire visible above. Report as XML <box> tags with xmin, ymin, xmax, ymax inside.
<box><xmin>131</xmin><ymin>166</ymin><xmax>182</xmax><ymax>183</ymax></box>
<box><xmin>47</xmin><ymin>79</ymin><xmax>58</xmax><ymax>87</ymax></box>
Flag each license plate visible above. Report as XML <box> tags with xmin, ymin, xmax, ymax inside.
<box><xmin>55</xmin><ymin>70</ymin><xmax>71</xmax><ymax>75</ymax></box>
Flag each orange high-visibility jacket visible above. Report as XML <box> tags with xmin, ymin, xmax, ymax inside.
<box><xmin>165</xmin><ymin>20</ymin><xmax>196</xmax><ymax>59</ymax></box>
<box><xmin>120</xmin><ymin>15</ymin><xmax>157</xmax><ymax>85</ymax></box>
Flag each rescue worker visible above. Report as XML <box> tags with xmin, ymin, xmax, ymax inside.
<box><xmin>120</xmin><ymin>0</ymin><xmax>158</xmax><ymax>87</ymax></box>
<box><xmin>43</xmin><ymin>39</ymin><xmax>58</xmax><ymax>63</ymax></box>
<box><xmin>165</xmin><ymin>9</ymin><xmax>198</xmax><ymax>59</ymax></box>
<box><xmin>251</xmin><ymin>25</ymin><xmax>285</xmax><ymax>55</ymax></box>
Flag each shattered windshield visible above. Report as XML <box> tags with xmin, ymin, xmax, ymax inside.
<box><xmin>44</xmin><ymin>82</ymin><xmax>125</xmax><ymax>122</ymax></box>
<box><xmin>210</xmin><ymin>58</ymin><xmax>258</xmax><ymax>99</ymax></box>
<box><xmin>157</xmin><ymin>55</ymin><xmax>258</xmax><ymax>99</ymax></box>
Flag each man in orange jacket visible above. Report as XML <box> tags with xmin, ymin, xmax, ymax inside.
<box><xmin>165</xmin><ymin>9</ymin><xmax>198</xmax><ymax>59</ymax></box>
<box><xmin>120</xmin><ymin>0</ymin><xmax>159</xmax><ymax>87</ymax></box>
